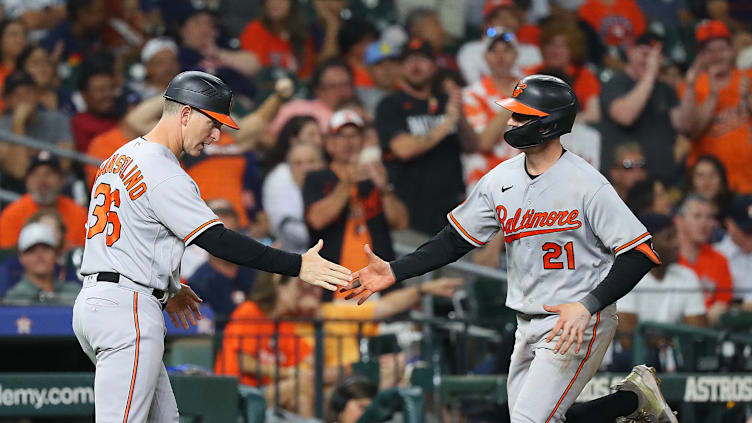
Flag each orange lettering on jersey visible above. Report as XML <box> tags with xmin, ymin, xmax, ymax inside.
<box><xmin>123</xmin><ymin>170</ymin><xmax>143</xmax><ymax>191</ymax></box>
<box><xmin>129</xmin><ymin>182</ymin><xmax>147</xmax><ymax>200</ymax></box>
<box><xmin>118</xmin><ymin>157</ymin><xmax>133</xmax><ymax>177</ymax></box>
<box><xmin>112</xmin><ymin>156</ymin><xmax>126</xmax><ymax>174</ymax></box>
<box><xmin>497</xmin><ymin>205</ymin><xmax>582</xmax><ymax>242</ymax></box>
<box><xmin>106</xmin><ymin>154</ymin><xmax>119</xmax><ymax>174</ymax></box>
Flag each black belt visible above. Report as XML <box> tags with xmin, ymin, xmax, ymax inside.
<box><xmin>96</xmin><ymin>272</ymin><xmax>168</xmax><ymax>309</ymax></box>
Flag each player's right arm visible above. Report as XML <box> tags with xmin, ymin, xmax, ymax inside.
<box><xmin>342</xmin><ymin>175</ymin><xmax>496</xmax><ymax>303</ymax></box>
<box><xmin>149</xmin><ymin>174</ymin><xmax>350</xmax><ymax>291</ymax></box>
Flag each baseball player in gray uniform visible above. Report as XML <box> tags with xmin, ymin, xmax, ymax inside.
<box><xmin>73</xmin><ymin>71</ymin><xmax>351</xmax><ymax>422</ymax></box>
<box><xmin>342</xmin><ymin>75</ymin><xmax>678</xmax><ymax>422</ymax></box>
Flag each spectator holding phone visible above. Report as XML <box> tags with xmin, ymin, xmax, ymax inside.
<box><xmin>304</xmin><ymin>110</ymin><xmax>408</xmax><ymax>298</ymax></box>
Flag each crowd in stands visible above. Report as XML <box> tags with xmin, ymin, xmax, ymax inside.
<box><xmin>0</xmin><ymin>0</ymin><xmax>750</xmax><ymax>418</ymax></box>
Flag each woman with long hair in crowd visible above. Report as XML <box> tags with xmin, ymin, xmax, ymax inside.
<box><xmin>239</xmin><ymin>0</ymin><xmax>316</xmax><ymax>79</ymax></box>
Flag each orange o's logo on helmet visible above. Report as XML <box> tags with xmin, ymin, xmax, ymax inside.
<box><xmin>512</xmin><ymin>83</ymin><xmax>527</xmax><ymax>98</ymax></box>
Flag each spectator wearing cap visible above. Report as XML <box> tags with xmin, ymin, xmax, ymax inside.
<box><xmin>714</xmin><ymin>195</ymin><xmax>752</xmax><ymax>304</ymax></box>
<box><xmin>178</xmin><ymin>5</ymin><xmax>259</xmax><ymax>106</ymax></box>
<box><xmin>457</xmin><ymin>0</ymin><xmax>542</xmax><ymax>85</ymax></box>
<box><xmin>609</xmin><ymin>143</ymin><xmax>647</xmax><ymax>201</ymax></box>
<box><xmin>264</xmin><ymin>141</ymin><xmax>326</xmax><ymax>254</ymax></box>
<box><xmin>304</xmin><ymin>110</ymin><xmax>408</xmax><ymax>297</ymax></box>
<box><xmin>676</xmin><ymin>194</ymin><xmax>733</xmax><ymax>324</ymax></box>
<box><xmin>270</xmin><ymin>57</ymin><xmax>355</xmax><ymax>135</ymax></box>
<box><xmin>186</xmin><ymin>199</ymin><xmax>257</xmax><ymax>330</ymax></box>
<box><xmin>239</xmin><ymin>0</ymin><xmax>316</xmax><ymax>79</ymax></box>
<box><xmin>70</xmin><ymin>53</ymin><xmax>121</xmax><ymax>152</ymax></box>
<box><xmin>599</xmin><ymin>31</ymin><xmax>682</xmax><ymax>182</ymax></box>
<box><xmin>4</xmin><ymin>222</ymin><xmax>80</xmax><ymax>304</ymax></box>
<box><xmin>375</xmin><ymin>39</ymin><xmax>477</xmax><ymax>235</ymax></box>
<box><xmin>0</xmin><ymin>151</ymin><xmax>87</xmax><ymax>249</ymax></box>
<box><xmin>357</xmin><ymin>42</ymin><xmax>401</xmax><ymax>115</ymax></box>
<box><xmin>41</xmin><ymin>0</ymin><xmax>106</xmax><ymax>63</ymax></box>
<box><xmin>129</xmin><ymin>38</ymin><xmax>180</xmax><ymax>100</ymax></box>
<box><xmin>677</xmin><ymin>20</ymin><xmax>752</xmax><ymax>194</ymax></box>
<box><xmin>461</xmin><ymin>30</ymin><xmax>519</xmax><ymax>192</ymax></box>
<box><xmin>0</xmin><ymin>208</ymin><xmax>80</xmax><ymax>296</ymax></box>
<box><xmin>524</xmin><ymin>19</ymin><xmax>601</xmax><ymax>123</ymax></box>
<box><xmin>577</xmin><ymin>0</ymin><xmax>646</xmax><ymax>51</ymax></box>
<box><xmin>0</xmin><ymin>71</ymin><xmax>74</xmax><ymax>194</ymax></box>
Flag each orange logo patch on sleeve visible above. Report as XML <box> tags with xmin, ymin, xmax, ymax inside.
<box><xmin>512</xmin><ymin>83</ymin><xmax>527</xmax><ymax>98</ymax></box>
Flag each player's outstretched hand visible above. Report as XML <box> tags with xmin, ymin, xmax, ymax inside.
<box><xmin>543</xmin><ymin>302</ymin><xmax>591</xmax><ymax>355</ymax></box>
<box><xmin>166</xmin><ymin>284</ymin><xmax>203</xmax><ymax>329</ymax></box>
<box><xmin>340</xmin><ymin>244</ymin><xmax>397</xmax><ymax>305</ymax></box>
<box><xmin>300</xmin><ymin>239</ymin><xmax>351</xmax><ymax>291</ymax></box>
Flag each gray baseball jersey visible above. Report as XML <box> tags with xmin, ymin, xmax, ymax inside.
<box><xmin>81</xmin><ymin>137</ymin><xmax>220</xmax><ymax>293</ymax></box>
<box><xmin>448</xmin><ymin>151</ymin><xmax>649</xmax><ymax>315</ymax></box>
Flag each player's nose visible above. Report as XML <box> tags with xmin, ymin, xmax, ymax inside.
<box><xmin>209</xmin><ymin>127</ymin><xmax>220</xmax><ymax>143</ymax></box>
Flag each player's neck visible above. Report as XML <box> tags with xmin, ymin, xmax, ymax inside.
<box><xmin>524</xmin><ymin>139</ymin><xmax>563</xmax><ymax>177</ymax></box>
<box><xmin>143</xmin><ymin>119</ymin><xmax>183</xmax><ymax>158</ymax></box>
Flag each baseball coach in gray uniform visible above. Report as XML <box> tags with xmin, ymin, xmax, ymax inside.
<box><xmin>74</xmin><ymin>71</ymin><xmax>351</xmax><ymax>422</ymax></box>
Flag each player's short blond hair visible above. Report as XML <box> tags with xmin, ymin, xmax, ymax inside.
<box><xmin>163</xmin><ymin>99</ymin><xmax>186</xmax><ymax>116</ymax></box>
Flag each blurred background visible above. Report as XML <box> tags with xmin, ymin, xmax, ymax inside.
<box><xmin>0</xmin><ymin>0</ymin><xmax>750</xmax><ymax>421</ymax></box>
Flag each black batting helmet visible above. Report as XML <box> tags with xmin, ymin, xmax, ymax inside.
<box><xmin>164</xmin><ymin>71</ymin><xmax>239</xmax><ymax>129</ymax></box>
<box><xmin>496</xmin><ymin>74</ymin><xmax>578</xmax><ymax>149</ymax></box>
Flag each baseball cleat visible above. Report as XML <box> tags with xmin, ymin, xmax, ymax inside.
<box><xmin>612</xmin><ymin>365</ymin><xmax>679</xmax><ymax>423</ymax></box>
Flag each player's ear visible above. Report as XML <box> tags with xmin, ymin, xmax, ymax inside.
<box><xmin>180</xmin><ymin>105</ymin><xmax>192</xmax><ymax>127</ymax></box>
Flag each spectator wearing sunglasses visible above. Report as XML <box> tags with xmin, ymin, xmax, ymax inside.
<box><xmin>457</xmin><ymin>0</ymin><xmax>541</xmax><ymax>85</ymax></box>
<box><xmin>609</xmin><ymin>142</ymin><xmax>647</xmax><ymax>201</ymax></box>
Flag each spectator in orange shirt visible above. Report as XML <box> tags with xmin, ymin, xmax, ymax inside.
<box><xmin>689</xmin><ymin>155</ymin><xmax>733</xmax><ymax>242</ymax></box>
<box><xmin>676</xmin><ymin>20</ymin><xmax>752</xmax><ymax>194</ymax></box>
<box><xmin>338</xmin><ymin>17</ymin><xmax>378</xmax><ymax>89</ymax></box>
<box><xmin>214</xmin><ymin>272</ymin><xmax>315</xmax><ymax>415</ymax></box>
<box><xmin>461</xmin><ymin>31</ymin><xmax>519</xmax><ymax>191</ymax></box>
<box><xmin>578</xmin><ymin>0</ymin><xmax>646</xmax><ymax>51</ymax></box>
<box><xmin>525</xmin><ymin>20</ymin><xmax>601</xmax><ymax>123</ymax></box>
<box><xmin>0</xmin><ymin>151</ymin><xmax>87</xmax><ymax>249</ymax></box>
<box><xmin>0</xmin><ymin>19</ymin><xmax>28</xmax><ymax>110</ymax></box>
<box><xmin>239</xmin><ymin>0</ymin><xmax>316</xmax><ymax>79</ymax></box>
<box><xmin>676</xmin><ymin>194</ymin><xmax>734</xmax><ymax>324</ymax></box>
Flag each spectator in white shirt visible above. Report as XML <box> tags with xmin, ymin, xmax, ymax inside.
<box><xmin>457</xmin><ymin>0</ymin><xmax>541</xmax><ymax>84</ymax></box>
<box><xmin>618</xmin><ymin>214</ymin><xmax>708</xmax><ymax>327</ymax></box>
<box><xmin>714</xmin><ymin>195</ymin><xmax>752</xmax><ymax>304</ymax></box>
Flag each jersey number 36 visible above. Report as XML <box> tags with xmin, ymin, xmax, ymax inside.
<box><xmin>86</xmin><ymin>183</ymin><xmax>122</xmax><ymax>246</ymax></box>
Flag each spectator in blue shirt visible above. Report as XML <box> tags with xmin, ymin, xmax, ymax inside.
<box><xmin>186</xmin><ymin>199</ymin><xmax>256</xmax><ymax>331</ymax></box>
